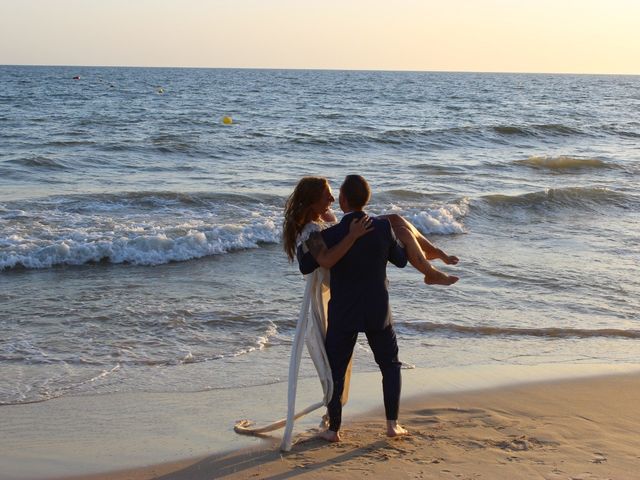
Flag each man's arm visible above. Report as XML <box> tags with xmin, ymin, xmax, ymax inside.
<box><xmin>300</xmin><ymin>219</ymin><xmax>373</xmax><ymax>270</ymax></box>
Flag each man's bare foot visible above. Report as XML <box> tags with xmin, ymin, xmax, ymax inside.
<box><xmin>319</xmin><ymin>429</ymin><xmax>341</xmax><ymax>442</ymax></box>
<box><xmin>386</xmin><ymin>420</ymin><xmax>409</xmax><ymax>437</ymax></box>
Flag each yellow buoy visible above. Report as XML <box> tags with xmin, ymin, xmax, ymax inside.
<box><xmin>157</xmin><ymin>87</ymin><xmax>164</xmax><ymax>94</ymax></box>
<box><xmin>222</xmin><ymin>116</ymin><xmax>233</xmax><ymax>125</ymax></box>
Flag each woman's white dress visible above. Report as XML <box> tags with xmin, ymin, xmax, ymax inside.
<box><xmin>234</xmin><ymin>222</ymin><xmax>352</xmax><ymax>451</ymax></box>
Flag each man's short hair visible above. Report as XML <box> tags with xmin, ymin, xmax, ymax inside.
<box><xmin>341</xmin><ymin>175</ymin><xmax>371</xmax><ymax>210</ymax></box>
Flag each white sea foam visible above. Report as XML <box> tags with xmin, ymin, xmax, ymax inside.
<box><xmin>231</xmin><ymin>321</ymin><xmax>279</xmax><ymax>357</ymax></box>
<box><xmin>0</xmin><ymin>220</ymin><xmax>281</xmax><ymax>270</ymax></box>
<box><xmin>0</xmin><ymin>192</ymin><xmax>284</xmax><ymax>270</ymax></box>
<box><xmin>382</xmin><ymin>200</ymin><xmax>468</xmax><ymax>235</ymax></box>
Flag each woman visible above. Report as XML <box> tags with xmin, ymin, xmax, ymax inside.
<box><xmin>283</xmin><ymin>176</ymin><xmax>459</xmax><ymax>284</ymax></box>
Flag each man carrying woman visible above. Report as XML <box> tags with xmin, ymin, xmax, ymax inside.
<box><xmin>285</xmin><ymin>175</ymin><xmax>459</xmax><ymax>442</ymax></box>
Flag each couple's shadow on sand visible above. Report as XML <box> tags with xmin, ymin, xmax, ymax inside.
<box><xmin>155</xmin><ymin>432</ymin><xmax>409</xmax><ymax>480</ymax></box>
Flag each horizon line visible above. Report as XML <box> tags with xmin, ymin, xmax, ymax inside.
<box><xmin>1</xmin><ymin>63</ymin><xmax>639</xmax><ymax>77</ymax></box>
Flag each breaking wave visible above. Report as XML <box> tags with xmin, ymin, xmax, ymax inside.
<box><xmin>1</xmin><ymin>190</ymin><xmax>467</xmax><ymax>270</ymax></box>
<box><xmin>0</xmin><ymin>225</ymin><xmax>280</xmax><ymax>270</ymax></box>
<box><xmin>514</xmin><ymin>156</ymin><xmax>613</xmax><ymax>171</ymax></box>
<box><xmin>372</xmin><ymin>197</ymin><xmax>468</xmax><ymax>235</ymax></box>
<box><xmin>0</xmin><ymin>191</ymin><xmax>283</xmax><ymax>270</ymax></box>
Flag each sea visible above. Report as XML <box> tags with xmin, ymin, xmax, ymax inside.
<box><xmin>1</xmin><ymin>65</ymin><xmax>639</xmax><ymax>407</ymax></box>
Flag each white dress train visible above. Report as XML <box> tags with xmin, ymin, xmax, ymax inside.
<box><xmin>233</xmin><ymin>222</ymin><xmax>352</xmax><ymax>451</ymax></box>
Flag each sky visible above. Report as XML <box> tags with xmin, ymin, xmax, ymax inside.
<box><xmin>1</xmin><ymin>0</ymin><xmax>639</xmax><ymax>74</ymax></box>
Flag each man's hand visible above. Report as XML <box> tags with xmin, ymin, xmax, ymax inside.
<box><xmin>348</xmin><ymin>216</ymin><xmax>374</xmax><ymax>240</ymax></box>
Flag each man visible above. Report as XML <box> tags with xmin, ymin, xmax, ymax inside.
<box><xmin>299</xmin><ymin>174</ymin><xmax>409</xmax><ymax>441</ymax></box>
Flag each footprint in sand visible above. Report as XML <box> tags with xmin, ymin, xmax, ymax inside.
<box><xmin>591</xmin><ymin>453</ymin><xmax>607</xmax><ymax>464</ymax></box>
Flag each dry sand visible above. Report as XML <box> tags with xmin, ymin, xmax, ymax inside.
<box><xmin>63</xmin><ymin>372</ymin><xmax>640</xmax><ymax>480</ymax></box>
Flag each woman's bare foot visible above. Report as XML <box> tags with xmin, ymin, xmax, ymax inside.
<box><xmin>319</xmin><ymin>429</ymin><xmax>341</xmax><ymax>442</ymax></box>
<box><xmin>443</xmin><ymin>254</ymin><xmax>459</xmax><ymax>265</ymax></box>
<box><xmin>424</xmin><ymin>267</ymin><xmax>459</xmax><ymax>285</ymax></box>
<box><xmin>386</xmin><ymin>420</ymin><xmax>409</xmax><ymax>437</ymax></box>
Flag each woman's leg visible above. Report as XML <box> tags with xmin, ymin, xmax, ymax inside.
<box><xmin>382</xmin><ymin>213</ymin><xmax>459</xmax><ymax>265</ymax></box>
<box><xmin>381</xmin><ymin>214</ymin><xmax>442</xmax><ymax>260</ymax></box>
<box><xmin>393</xmin><ymin>225</ymin><xmax>456</xmax><ymax>285</ymax></box>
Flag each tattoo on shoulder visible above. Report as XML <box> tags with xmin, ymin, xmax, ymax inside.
<box><xmin>306</xmin><ymin>231</ymin><xmax>326</xmax><ymax>257</ymax></box>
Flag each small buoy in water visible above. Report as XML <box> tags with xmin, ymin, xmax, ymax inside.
<box><xmin>72</xmin><ymin>76</ymin><xmax>80</xmax><ymax>80</ymax></box>
<box><xmin>222</xmin><ymin>116</ymin><xmax>233</xmax><ymax>125</ymax></box>
<box><xmin>157</xmin><ymin>87</ymin><xmax>164</xmax><ymax>94</ymax></box>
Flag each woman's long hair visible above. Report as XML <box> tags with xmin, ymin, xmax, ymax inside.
<box><xmin>282</xmin><ymin>177</ymin><xmax>328</xmax><ymax>261</ymax></box>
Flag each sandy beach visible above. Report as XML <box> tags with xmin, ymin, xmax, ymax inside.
<box><xmin>4</xmin><ymin>367</ymin><xmax>636</xmax><ymax>480</ymax></box>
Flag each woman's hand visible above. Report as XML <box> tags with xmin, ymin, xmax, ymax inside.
<box><xmin>348</xmin><ymin>215</ymin><xmax>374</xmax><ymax>239</ymax></box>
<box><xmin>320</xmin><ymin>209</ymin><xmax>338</xmax><ymax>223</ymax></box>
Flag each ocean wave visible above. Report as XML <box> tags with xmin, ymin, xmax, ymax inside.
<box><xmin>1</xmin><ymin>190</ymin><xmax>285</xmax><ymax>269</ymax></box>
<box><xmin>6</xmin><ymin>155</ymin><xmax>69</xmax><ymax>170</ymax></box>
<box><xmin>288</xmin><ymin>127</ymin><xmax>460</xmax><ymax>149</ymax></box>
<box><xmin>10</xmin><ymin>190</ymin><xmax>283</xmax><ymax>212</ymax></box>
<box><xmin>0</xmin><ymin>221</ymin><xmax>280</xmax><ymax>270</ymax></box>
<box><xmin>402</xmin><ymin>321</ymin><xmax>640</xmax><ymax>339</ymax></box>
<box><xmin>150</xmin><ymin>133</ymin><xmax>206</xmax><ymax>156</ymax></box>
<box><xmin>600</xmin><ymin>123</ymin><xmax>640</xmax><ymax>139</ymax></box>
<box><xmin>411</xmin><ymin>163</ymin><xmax>469</xmax><ymax>175</ymax></box>
<box><xmin>373</xmin><ymin>199</ymin><xmax>468</xmax><ymax>235</ymax></box>
<box><xmin>514</xmin><ymin>156</ymin><xmax>612</xmax><ymax>171</ymax></box>
<box><xmin>478</xmin><ymin>187</ymin><xmax>632</xmax><ymax>211</ymax></box>
<box><xmin>493</xmin><ymin>124</ymin><xmax>583</xmax><ymax>137</ymax></box>
<box><xmin>402</xmin><ymin>207</ymin><xmax>467</xmax><ymax>235</ymax></box>
<box><xmin>287</xmin><ymin>122</ymin><xmax>590</xmax><ymax>150</ymax></box>
<box><xmin>0</xmin><ymin>365</ymin><xmax>123</xmax><ymax>406</ymax></box>
<box><xmin>1</xmin><ymin>190</ymin><xmax>467</xmax><ymax>270</ymax></box>
<box><xmin>1</xmin><ymin>320</ymin><xmax>278</xmax><ymax>368</ymax></box>
<box><xmin>0</xmin><ymin>320</ymin><xmax>280</xmax><ymax>404</ymax></box>
<box><xmin>45</xmin><ymin>140</ymin><xmax>96</xmax><ymax>147</ymax></box>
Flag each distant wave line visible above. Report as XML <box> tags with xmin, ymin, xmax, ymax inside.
<box><xmin>6</xmin><ymin>156</ymin><xmax>69</xmax><ymax>170</ymax></box>
<box><xmin>493</xmin><ymin>124</ymin><xmax>583</xmax><ymax>136</ymax></box>
<box><xmin>402</xmin><ymin>322</ymin><xmax>640</xmax><ymax>339</ymax></box>
<box><xmin>477</xmin><ymin>186</ymin><xmax>633</xmax><ymax>210</ymax></box>
<box><xmin>286</xmin><ymin>122</ymin><xmax>595</xmax><ymax>150</ymax></box>
<box><xmin>1</xmin><ymin>190</ymin><xmax>285</xmax><ymax>211</ymax></box>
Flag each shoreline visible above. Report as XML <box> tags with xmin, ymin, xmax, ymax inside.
<box><xmin>2</xmin><ymin>363</ymin><xmax>640</xmax><ymax>480</ymax></box>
